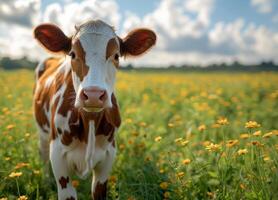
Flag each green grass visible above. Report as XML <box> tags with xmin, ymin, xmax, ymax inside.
<box><xmin>0</xmin><ymin>69</ymin><xmax>278</xmax><ymax>199</ymax></box>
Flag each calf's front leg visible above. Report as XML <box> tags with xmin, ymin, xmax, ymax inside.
<box><xmin>91</xmin><ymin>145</ymin><xmax>116</xmax><ymax>200</ymax></box>
<box><xmin>50</xmin><ymin>139</ymin><xmax>77</xmax><ymax>200</ymax></box>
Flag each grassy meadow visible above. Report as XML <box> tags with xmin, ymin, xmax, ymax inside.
<box><xmin>0</xmin><ymin>69</ymin><xmax>277</xmax><ymax>200</ymax></box>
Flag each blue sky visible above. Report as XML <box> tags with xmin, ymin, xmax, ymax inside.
<box><xmin>0</xmin><ymin>0</ymin><xmax>277</xmax><ymax>66</ymax></box>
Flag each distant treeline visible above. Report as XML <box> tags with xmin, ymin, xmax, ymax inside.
<box><xmin>0</xmin><ymin>57</ymin><xmax>38</xmax><ymax>70</ymax></box>
<box><xmin>0</xmin><ymin>56</ymin><xmax>277</xmax><ymax>72</ymax></box>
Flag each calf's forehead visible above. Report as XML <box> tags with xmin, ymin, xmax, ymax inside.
<box><xmin>73</xmin><ymin>20</ymin><xmax>119</xmax><ymax>57</ymax></box>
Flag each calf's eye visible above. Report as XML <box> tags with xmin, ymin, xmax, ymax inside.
<box><xmin>114</xmin><ymin>54</ymin><xmax>119</xmax><ymax>61</ymax></box>
<box><xmin>70</xmin><ymin>52</ymin><xmax>76</xmax><ymax>59</ymax></box>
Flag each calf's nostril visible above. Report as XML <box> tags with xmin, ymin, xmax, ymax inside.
<box><xmin>99</xmin><ymin>91</ymin><xmax>107</xmax><ymax>101</ymax></box>
<box><xmin>80</xmin><ymin>90</ymin><xmax>89</xmax><ymax>101</ymax></box>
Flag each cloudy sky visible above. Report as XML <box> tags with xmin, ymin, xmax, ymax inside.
<box><xmin>0</xmin><ymin>0</ymin><xmax>277</xmax><ymax>67</ymax></box>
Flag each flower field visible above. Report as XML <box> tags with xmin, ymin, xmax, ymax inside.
<box><xmin>0</xmin><ymin>69</ymin><xmax>277</xmax><ymax>200</ymax></box>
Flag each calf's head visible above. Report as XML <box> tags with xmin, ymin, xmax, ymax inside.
<box><xmin>34</xmin><ymin>20</ymin><xmax>156</xmax><ymax>112</ymax></box>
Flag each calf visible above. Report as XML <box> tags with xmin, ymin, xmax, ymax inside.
<box><xmin>33</xmin><ymin>19</ymin><xmax>156</xmax><ymax>199</ymax></box>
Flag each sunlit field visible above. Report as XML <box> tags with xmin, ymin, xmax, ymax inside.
<box><xmin>0</xmin><ymin>69</ymin><xmax>277</xmax><ymax>200</ymax></box>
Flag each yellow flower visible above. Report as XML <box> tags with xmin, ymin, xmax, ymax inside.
<box><xmin>240</xmin><ymin>133</ymin><xmax>249</xmax><ymax>139</ymax></box>
<box><xmin>251</xmin><ymin>141</ymin><xmax>262</xmax><ymax>146</ymax></box>
<box><xmin>181</xmin><ymin>140</ymin><xmax>189</xmax><ymax>146</ymax></box>
<box><xmin>177</xmin><ymin>172</ymin><xmax>185</xmax><ymax>178</ymax></box>
<box><xmin>262</xmin><ymin>132</ymin><xmax>273</xmax><ymax>138</ymax></box>
<box><xmin>226</xmin><ymin>139</ymin><xmax>239</xmax><ymax>148</ymax></box>
<box><xmin>9</xmin><ymin>171</ymin><xmax>22</xmax><ymax>178</ymax></box>
<box><xmin>33</xmin><ymin>170</ymin><xmax>40</xmax><ymax>175</ymax></box>
<box><xmin>164</xmin><ymin>191</ymin><xmax>170</xmax><ymax>198</ymax></box>
<box><xmin>6</xmin><ymin>124</ymin><xmax>15</xmax><ymax>130</ymax></box>
<box><xmin>217</xmin><ymin>117</ymin><xmax>229</xmax><ymax>125</ymax></box>
<box><xmin>240</xmin><ymin>183</ymin><xmax>246</xmax><ymax>190</ymax></box>
<box><xmin>72</xmin><ymin>180</ymin><xmax>80</xmax><ymax>188</ymax></box>
<box><xmin>182</xmin><ymin>159</ymin><xmax>191</xmax><ymax>165</ymax></box>
<box><xmin>18</xmin><ymin>196</ymin><xmax>28</xmax><ymax>200</ymax></box>
<box><xmin>155</xmin><ymin>136</ymin><xmax>162</xmax><ymax>142</ymax></box>
<box><xmin>237</xmin><ymin>149</ymin><xmax>248</xmax><ymax>155</ymax></box>
<box><xmin>253</xmin><ymin>130</ymin><xmax>261</xmax><ymax>136</ymax></box>
<box><xmin>263</xmin><ymin>156</ymin><xmax>271</xmax><ymax>162</ymax></box>
<box><xmin>0</xmin><ymin>198</ymin><xmax>8</xmax><ymax>200</ymax></box>
<box><xmin>139</xmin><ymin>122</ymin><xmax>147</xmax><ymax>127</ymax></box>
<box><xmin>15</xmin><ymin>162</ymin><xmax>29</xmax><ymax>169</ymax></box>
<box><xmin>168</xmin><ymin>123</ymin><xmax>174</xmax><ymax>128</ymax></box>
<box><xmin>205</xmin><ymin>143</ymin><xmax>221</xmax><ymax>152</ymax></box>
<box><xmin>175</xmin><ymin>138</ymin><xmax>183</xmax><ymax>143</ymax></box>
<box><xmin>245</xmin><ymin>121</ymin><xmax>260</xmax><ymax>128</ymax></box>
<box><xmin>160</xmin><ymin>182</ymin><xmax>168</xmax><ymax>190</ymax></box>
<box><xmin>198</xmin><ymin>124</ymin><xmax>206</xmax><ymax>131</ymax></box>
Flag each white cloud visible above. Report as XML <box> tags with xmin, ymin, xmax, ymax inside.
<box><xmin>43</xmin><ymin>0</ymin><xmax>121</xmax><ymax>35</ymax></box>
<box><xmin>0</xmin><ymin>0</ymin><xmax>40</xmax><ymax>27</ymax></box>
<box><xmin>251</xmin><ymin>0</ymin><xmax>273</xmax><ymax>14</ymax></box>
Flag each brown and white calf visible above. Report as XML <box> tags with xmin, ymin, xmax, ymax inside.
<box><xmin>33</xmin><ymin>19</ymin><xmax>156</xmax><ymax>199</ymax></box>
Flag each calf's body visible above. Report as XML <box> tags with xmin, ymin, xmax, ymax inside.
<box><xmin>33</xmin><ymin>19</ymin><xmax>156</xmax><ymax>199</ymax></box>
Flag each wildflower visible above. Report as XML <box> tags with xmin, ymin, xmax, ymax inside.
<box><xmin>237</xmin><ymin>149</ymin><xmax>248</xmax><ymax>155</ymax></box>
<box><xmin>240</xmin><ymin>183</ymin><xmax>246</xmax><ymax>190</ymax></box>
<box><xmin>168</xmin><ymin>123</ymin><xmax>174</xmax><ymax>128</ymax></box>
<box><xmin>160</xmin><ymin>182</ymin><xmax>168</xmax><ymax>190</ymax></box>
<box><xmin>72</xmin><ymin>180</ymin><xmax>80</xmax><ymax>188</ymax></box>
<box><xmin>251</xmin><ymin>141</ymin><xmax>262</xmax><ymax>146</ymax></box>
<box><xmin>177</xmin><ymin>172</ymin><xmax>185</xmax><ymax>178</ymax></box>
<box><xmin>211</xmin><ymin>123</ymin><xmax>221</xmax><ymax>128</ymax></box>
<box><xmin>9</xmin><ymin>171</ymin><xmax>22</xmax><ymax>178</ymax></box>
<box><xmin>263</xmin><ymin>156</ymin><xmax>271</xmax><ymax>162</ymax></box>
<box><xmin>175</xmin><ymin>138</ymin><xmax>183</xmax><ymax>143</ymax></box>
<box><xmin>139</xmin><ymin>122</ymin><xmax>147</xmax><ymax>127</ymax></box>
<box><xmin>109</xmin><ymin>175</ymin><xmax>117</xmax><ymax>183</ymax></box>
<box><xmin>125</xmin><ymin>118</ymin><xmax>133</xmax><ymax>123</ymax></box>
<box><xmin>164</xmin><ymin>191</ymin><xmax>170</xmax><ymax>198</ymax></box>
<box><xmin>205</xmin><ymin>143</ymin><xmax>221</xmax><ymax>152</ymax></box>
<box><xmin>182</xmin><ymin>159</ymin><xmax>191</xmax><ymax>165</ymax></box>
<box><xmin>159</xmin><ymin>169</ymin><xmax>165</xmax><ymax>174</ymax></box>
<box><xmin>240</xmin><ymin>134</ymin><xmax>249</xmax><ymax>139</ymax></box>
<box><xmin>155</xmin><ymin>136</ymin><xmax>162</xmax><ymax>142</ymax></box>
<box><xmin>33</xmin><ymin>170</ymin><xmax>40</xmax><ymax>175</ymax></box>
<box><xmin>253</xmin><ymin>130</ymin><xmax>261</xmax><ymax>136</ymax></box>
<box><xmin>119</xmin><ymin>144</ymin><xmax>125</xmax><ymax>150</ymax></box>
<box><xmin>263</xmin><ymin>132</ymin><xmax>273</xmax><ymax>138</ymax></box>
<box><xmin>226</xmin><ymin>139</ymin><xmax>239</xmax><ymax>148</ymax></box>
<box><xmin>25</xmin><ymin>133</ymin><xmax>31</xmax><ymax>138</ymax></box>
<box><xmin>217</xmin><ymin>117</ymin><xmax>229</xmax><ymax>125</ymax></box>
<box><xmin>6</xmin><ymin>124</ymin><xmax>15</xmax><ymax>130</ymax></box>
<box><xmin>207</xmin><ymin>192</ymin><xmax>214</xmax><ymax>198</ymax></box>
<box><xmin>181</xmin><ymin>140</ymin><xmax>189</xmax><ymax>146</ymax></box>
<box><xmin>245</xmin><ymin>121</ymin><xmax>260</xmax><ymax>128</ymax></box>
<box><xmin>15</xmin><ymin>162</ymin><xmax>29</xmax><ymax>169</ymax></box>
<box><xmin>198</xmin><ymin>124</ymin><xmax>206</xmax><ymax>131</ymax></box>
<box><xmin>18</xmin><ymin>196</ymin><xmax>28</xmax><ymax>200</ymax></box>
<box><xmin>4</xmin><ymin>157</ymin><xmax>11</xmax><ymax>161</ymax></box>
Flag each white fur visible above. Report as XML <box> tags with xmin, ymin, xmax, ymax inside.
<box><xmin>73</xmin><ymin>20</ymin><xmax>119</xmax><ymax>108</ymax></box>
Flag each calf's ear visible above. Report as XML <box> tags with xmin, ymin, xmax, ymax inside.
<box><xmin>33</xmin><ymin>23</ymin><xmax>71</xmax><ymax>54</ymax></box>
<box><xmin>120</xmin><ymin>28</ymin><xmax>156</xmax><ymax>57</ymax></box>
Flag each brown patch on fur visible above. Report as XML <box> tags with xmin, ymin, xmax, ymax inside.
<box><xmin>106</xmin><ymin>38</ymin><xmax>120</xmax><ymax>68</ymax></box>
<box><xmin>33</xmin><ymin>57</ymin><xmax>64</xmax><ymax>132</ymax></box>
<box><xmin>59</xmin><ymin>176</ymin><xmax>69</xmax><ymax>189</ymax></box>
<box><xmin>93</xmin><ymin>181</ymin><xmax>107</xmax><ymax>200</ymax></box>
<box><xmin>71</xmin><ymin>39</ymin><xmax>89</xmax><ymax>81</ymax></box>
